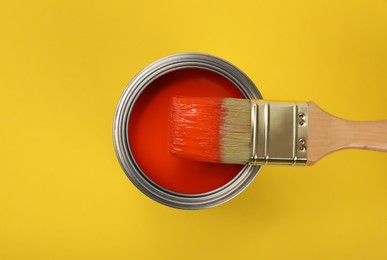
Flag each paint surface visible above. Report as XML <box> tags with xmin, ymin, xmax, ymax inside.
<box><xmin>128</xmin><ymin>68</ymin><xmax>245</xmax><ymax>194</ymax></box>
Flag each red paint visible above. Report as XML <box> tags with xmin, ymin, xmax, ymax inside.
<box><xmin>128</xmin><ymin>68</ymin><xmax>244</xmax><ymax>194</ymax></box>
<box><xmin>170</xmin><ymin>97</ymin><xmax>225</xmax><ymax>163</ymax></box>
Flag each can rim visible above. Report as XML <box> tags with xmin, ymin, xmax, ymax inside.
<box><xmin>113</xmin><ymin>53</ymin><xmax>263</xmax><ymax>209</ymax></box>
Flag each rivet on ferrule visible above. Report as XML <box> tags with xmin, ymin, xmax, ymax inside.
<box><xmin>249</xmin><ymin>100</ymin><xmax>308</xmax><ymax>166</ymax></box>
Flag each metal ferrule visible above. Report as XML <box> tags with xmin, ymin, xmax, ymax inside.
<box><xmin>250</xmin><ymin>100</ymin><xmax>308</xmax><ymax>166</ymax></box>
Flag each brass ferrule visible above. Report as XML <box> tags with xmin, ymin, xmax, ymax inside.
<box><xmin>249</xmin><ymin>100</ymin><xmax>308</xmax><ymax>166</ymax></box>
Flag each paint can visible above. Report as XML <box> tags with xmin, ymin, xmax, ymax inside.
<box><xmin>113</xmin><ymin>53</ymin><xmax>262</xmax><ymax>209</ymax></box>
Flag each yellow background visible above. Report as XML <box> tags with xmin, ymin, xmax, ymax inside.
<box><xmin>1</xmin><ymin>0</ymin><xmax>387</xmax><ymax>259</ymax></box>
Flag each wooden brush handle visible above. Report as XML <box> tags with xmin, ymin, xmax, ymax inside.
<box><xmin>307</xmin><ymin>102</ymin><xmax>387</xmax><ymax>165</ymax></box>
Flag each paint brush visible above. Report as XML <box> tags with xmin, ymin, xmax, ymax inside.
<box><xmin>170</xmin><ymin>97</ymin><xmax>387</xmax><ymax>166</ymax></box>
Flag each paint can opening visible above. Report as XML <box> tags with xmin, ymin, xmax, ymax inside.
<box><xmin>113</xmin><ymin>53</ymin><xmax>262</xmax><ymax>209</ymax></box>
<box><xmin>129</xmin><ymin>68</ymin><xmax>245</xmax><ymax>194</ymax></box>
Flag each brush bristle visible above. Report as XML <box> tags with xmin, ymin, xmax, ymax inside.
<box><xmin>170</xmin><ymin>97</ymin><xmax>251</xmax><ymax>164</ymax></box>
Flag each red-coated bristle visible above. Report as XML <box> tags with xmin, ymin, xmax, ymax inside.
<box><xmin>170</xmin><ymin>97</ymin><xmax>224</xmax><ymax>163</ymax></box>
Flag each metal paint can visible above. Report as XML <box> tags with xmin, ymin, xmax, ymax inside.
<box><xmin>113</xmin><ymin>53</ymin><xmax>262</xmax><ymax>209</ymax></box>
